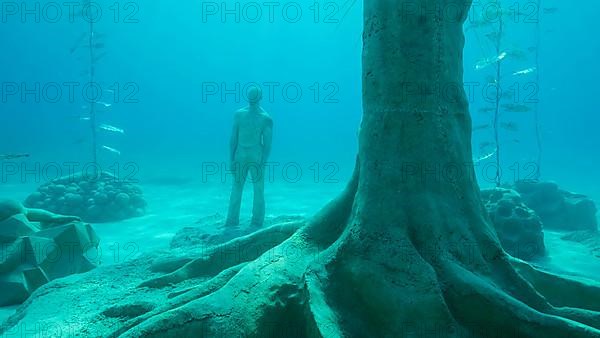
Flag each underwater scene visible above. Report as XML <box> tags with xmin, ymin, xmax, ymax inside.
<box><xmin>1</xmin><ymin>0</ymin><xmax>599</xmax><ymax>337</ymax></box>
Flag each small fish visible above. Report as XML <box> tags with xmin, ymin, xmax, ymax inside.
<box><xmin>94</xmin><ymin>43</ymin><xmax>105</xmax><ymax>49</ymax></box>
<box><xmin>102</xmin><ymin>146</ymin><xmax>121</xmax><ymax>156</ymax></box>
<box><xmin>527</xmin><ymin>46</ymin><xmax>538</xmax><ymax>53</ymax></box>
<box><xmin>473</xmin><ymin>123</ymin><xmax>491</xmax><ymax>131</ymax></box>
<box><xmin>502</xmin><ymin>104</ymin><xmax>531</xmax><ymax>113</ymax></box>
<box><xmin>485</xmin><ymin>75</ymin><xmax>497</xmax><ymax>84</ymax></box>
<box><xmin>475</xmin><ymin>52</ymin><xmax>507</xmax><ymax>70</ymax></box>
<box><xmin>95</xmin><ymin>102</ymin><xmax>113</xmax><ymax>112</ymax></box>
<box><xmin>99</xmin><ymin>124</ymin><xmax>125</xmax><ymax>134</ymax></box>
<box><xmin>501</xmin><ymin>122</ymin><xmax>519</xmax><ymax>132</ymax></box>
<box><xmin>0</xmin><ymin>153</ymin><xmax>30</xmax><ymax>160</ymax></box>
<box><xmin>512</xmin><ymin>139</ymin><xmax>520</xmax><ymax>144</ymax></box>
<box><xmin>65</xmin><ymin>114</ymin><xmax>91</xmax><ymax>121</ymax></box>
<box><xmin>96</xmin><ymin>101</ymin><xmax>112</xmax><ymax>108</ymax></box>
<box><xmin>543</xmin><ymin>7</ymin><xmax>559</xmax><ymax>14</ymax></box>
<box><xmin>475</xmin><ymin>59</ymin><xmax>493</xmax><ymax>70</ymax></box>
<box><xmin>474</xmin><ymin>149</ymin><xmax>497</xmax><ymax>163</ymax></box>
<box><xmin>513</xmin><ymin>67</ymin><xmax>536</xmax><ymax>76</ymax></box>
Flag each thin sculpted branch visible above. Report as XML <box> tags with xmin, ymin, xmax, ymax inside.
<box><xmin>76</xmin><ymin>1</ymin><xmax>600</xmax><ymax>337</ymax></box>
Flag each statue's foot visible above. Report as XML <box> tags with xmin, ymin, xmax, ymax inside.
<box><xmin>250</xmin><ymin>219</ymin><xmax>264</xmax><ymax>228</ymax></box>
<box><xmin>223</xmin><ymin>219</ymin><xmax>240</xmax><ymax>228</ymax></box>
<box><xmin>222</xmin><ymin>223</ymin><xmax>243</xmax><ymax>238</ymax></box>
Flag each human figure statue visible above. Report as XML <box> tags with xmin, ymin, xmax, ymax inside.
<box><xmin>225</xmin><ymin>86</ymin><xmax>273</xmax><ymax>227</ymax></box>
<box><xmin>0</xmin><ymin>199</ymin><xmax>81</xmax><ymax>226</ymax></box>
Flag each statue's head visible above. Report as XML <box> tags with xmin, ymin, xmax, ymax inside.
<box><xmin>246</xmin><ymin>86</ymin><xmax>262</xmax><ymax>104</ymax></box>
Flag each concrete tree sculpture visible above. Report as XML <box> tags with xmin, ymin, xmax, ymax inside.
<box><xmin>71</xmin><ymin>0</ymin><xmax>123</xmax><ymax>163</ymax></box>
<box><xmin>106</xmin><ymin>1</ymin><xmax>600</xmax><ymax>336</ymax></box>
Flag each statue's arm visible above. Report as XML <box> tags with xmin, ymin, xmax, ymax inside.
<box><xmin>230</xmin><ymin>115</ymin><xmax>240</xmax><ymax>163</ymax></box>
<box><xmin>262</xmin><ymin>117</ymin><xmax>273</xmax><ymax>163</ymax></box>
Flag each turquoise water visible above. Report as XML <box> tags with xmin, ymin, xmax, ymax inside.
<box><xmin>1</xmin><ymin>0</ymin><xmax>599</xmax><ymax>335</ymax></box>
<box><xmin>1</xmin><ymin>1</ymin><xmax>597</xmax><ymax>193</ymax></box>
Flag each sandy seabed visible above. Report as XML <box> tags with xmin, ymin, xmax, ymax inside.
<box><xmin>0</xmin><ymin>177</ymin><xmax>598</xmax><ymax>326</ymax></box>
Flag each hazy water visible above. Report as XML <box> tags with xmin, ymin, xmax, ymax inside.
<box><xmin>0</xmin><ymin>0</ymin><xmax>599</xmax><ymax>329</ymax></box>
<box><xmin>0</xmin><ymin>0</ymin><xmax>598</xmax><ymax>208</ymax></box>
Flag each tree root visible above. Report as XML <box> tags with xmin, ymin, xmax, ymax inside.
<box><xmin>138</xmin><ymin>221</ymin><xmax>302</xmax><ymax>288</ymax></box>
<box><xmin>110</xmin><ymin>263</ymin><xmax>246</xmax><ymax>337</ymax></box>
<box><xmin>102</xmin><ymin>168</ymin><xmax>600</xmax><ymax>337</ymax></box>
<box><xmin>510</xmin><ymin>256</ymin><xmax>600</xmax><ymax>312</ymax></box>
<box><xmin>441</xmin><ymin>260</ymin><xmax>600</xmax><ymax>337</ymax></box>
<box><xmin>106</xmin><ymin>175</ymin><xmax>362</xmax><ymax>337</ymax></box>
<box><xmin>117</xmin><ymin>230</ymin><xmax>315</xmax><ymax>337</ymax></box>
<box><xmin>104</xmin><ymin>220</ymin><xmax>600</xmax><ymax>337</ymax></box>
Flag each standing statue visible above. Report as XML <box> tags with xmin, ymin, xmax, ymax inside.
<box><xmin>225</xmin><ymin>86</ymin><xmax>273</xmax><ymax>228</ymax></box>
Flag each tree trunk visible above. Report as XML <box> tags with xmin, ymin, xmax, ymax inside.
<box><xmin>322</xmin><ymin>1</ymin><xmax>600</xmax><ymax>336</ymax></box>
<box><xmin>106</xmin><ymin>1</ymin><xmax>600</xmax><ymax>337</ymax></box>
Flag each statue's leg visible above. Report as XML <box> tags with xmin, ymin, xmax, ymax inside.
<box><xmin>225</xmin><ymin>160</ymin><xmax>249</xmax><ymax>226</ymax></box>
<box><xmin>249</xmin><ymin>161</ymin><xmax>265</xmax><ymax>227</ymax></box>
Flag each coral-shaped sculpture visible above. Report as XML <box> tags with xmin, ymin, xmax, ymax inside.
<box><xmin>481</xmin><ymin>188</ymin><xmax>546</xmax><ymax>260</ymax></box>
<box><xmin>514</xmin><ymin>180</ymin><xmax>598</xmax><ymax>232</ymax></box>
<box><xmin>24</xmin><ymin>172</ymin><xmax>146</xmax><ymax>223</ymax></box>
<box><xmin>0</xmin><ymin>212</ymin><xmax>99</xmax><ymax>306</ymax></box>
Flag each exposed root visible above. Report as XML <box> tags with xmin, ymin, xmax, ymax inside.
<box><xmin>441</xmin><ymin>260</ymin><xmax>600</xmax><ymax>337</ymax></box>
<box><xmin>110</xmin><ymin>263</ymin><xmax>246</xmax><ymax>337</ymax></box>
<box><xmin>118</xmin><ymin>233</ymin><xmax>311</xmax><ymax>337</ymax></box>
<box><xmin>303</xmin><ymin>267</ymin><xmax>344</xmax><ymax>338</ymax></box>
<box><xmin>138</xmin><ymin>222</ymin><xmax>302</xmax><ymax>288</ymax></box>
<box><xmin>511</xmin><ymin>257</ymin><xmax>600</xmax><ymax>312</ymax></box>
<box><xmin>304</xmin><ymin>158</ymin><xmax>359</xmax><ymax>246</ymax></box>
<box><xmin>108</xmin><ymin>174</ymin><xmax>363</xmax><ymax>337</ymax></box>
<box><xmin>78</xmin><ymin>158</ymin><xmax>597</xmax><ymax>338</ymax></box>
<box><xmin>167</xmin><ymin>263</ymin><xmax>247</xmax><ymax>299</ymax></box>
